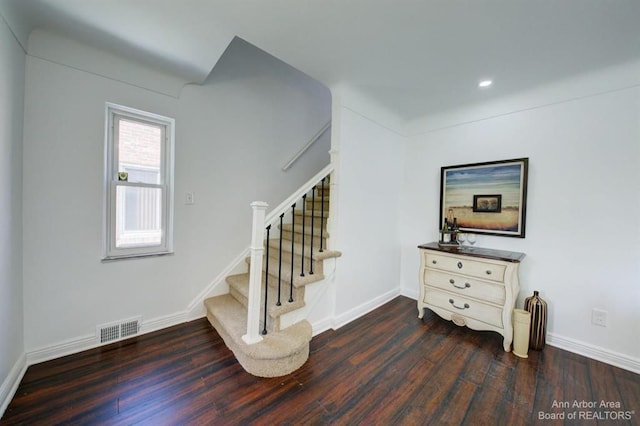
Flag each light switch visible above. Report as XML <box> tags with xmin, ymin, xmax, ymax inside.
<box><xmin>185</xmin><ymin>192</ymin><xmax>195</xmax><ymax>205</ymax></box>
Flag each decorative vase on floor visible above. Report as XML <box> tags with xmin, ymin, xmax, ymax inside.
<box><xmin>524</xmin><ymin>290</ymin><xmax>547</xmax><ymax>350</ymax></box>
<box><xmin>512</xmin><ymin>309</ymin><xmax>531</xmax><ymax>358</ymax></box>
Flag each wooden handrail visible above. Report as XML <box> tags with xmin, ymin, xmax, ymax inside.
<box><xmin>265</xmin><ymin>163</ymin><xmax>333</xmax><ymax>228</ymax></box>
<box><xmin>281</xmin><ymin>121</ymin><xmax>331</xmax><ymax>171</ymax></box>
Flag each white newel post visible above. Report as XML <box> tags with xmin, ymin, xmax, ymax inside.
<box><xmin>242</xmin><ymin>201</ymin><xmax>268</xmax><ymax>345</ymax></box>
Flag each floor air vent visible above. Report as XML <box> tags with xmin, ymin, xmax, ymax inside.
<box><xmin>97</xmin><ymin>317</ymin><xmax>142</xmax><ymax>343</ymax></box>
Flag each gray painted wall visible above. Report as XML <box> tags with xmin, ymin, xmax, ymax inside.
<box><xmin>0</xmin><ymin>14</ymin><xmax>25</xmax><ymax>406</ymax></box>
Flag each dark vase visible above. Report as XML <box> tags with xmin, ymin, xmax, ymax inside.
<box><xmin>524</xmin><ymin>290</ymin><xmax>547</xmax><ymax>350</ymax></box>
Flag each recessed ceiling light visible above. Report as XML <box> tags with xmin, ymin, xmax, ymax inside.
<box><xmin>478</xmin><ymin>80</ymin><xmax>493</xmax><ymax>88</ymax></box>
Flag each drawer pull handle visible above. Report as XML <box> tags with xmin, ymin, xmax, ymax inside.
<box><xmin>486</xmin><ymin>270</ymin><xmax>492</xmax><ymax>275</ymax></box>
<box><xmin>449</xmin><ymin>299</ymin><xmax>470</xmax><ymax>310</ymax></box>
<box><xmin>450</xmin><ymin>280</ymin><xmax>471</xmax><ymax>289</ymax></box>
<box><xmin>457</xmin><ymin>262</ymin><xmax>463</xmax><ymax>269</ymax></box>
<box><xmin>432</xmin><ymin>260</ymin><xmax>437</xmax><ymax>264</ymax></box>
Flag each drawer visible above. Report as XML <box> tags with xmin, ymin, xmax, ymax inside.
<box><xmin>423</xmin><ymin>269</ymin><xmax>505</xmax><ymax>305</ymax></box>
<box><xmin>424</xmin><ymin>288</ymin><xmax>503</xmax><ymax>328</ymax></box>
<box><xmin>424</xmin><ymin>252</ymin><xmax>506</xmax><ymax>282</ymax></box>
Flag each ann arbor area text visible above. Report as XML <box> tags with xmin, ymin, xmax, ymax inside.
<box><xmin>551</xmin><ymin>400</ymin><xmax>622</xmax><ymax>409</ymax></box>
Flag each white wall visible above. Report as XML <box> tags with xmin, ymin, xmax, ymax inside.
<box><xmin>400</xmin><ymin>63</ymin><xmax>640</xmax><ymax>370</ymax></box>
<box><xmin>27</xmin><ymin>30</ymin><xmax>190</xmax><ymax>98</ymax></box>
<box><xmin>0</xmin><ymin>13</ymin><xmax>25</xmax><ymax>412</ymax></box>
<box><xmin>22</xmin><ymin>34</ymin><xmax>331</xmax><ymax>359</ymax></box>
<box><xmin>330</xmin><ymin>89</ymin><xmax>406</xmax><ymax>324</ymax></box>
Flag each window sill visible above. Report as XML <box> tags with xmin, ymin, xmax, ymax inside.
<box><xmin>101</xmin><ymin>251</ymin><xmax>174</xmax><ymax>262</ymax></box>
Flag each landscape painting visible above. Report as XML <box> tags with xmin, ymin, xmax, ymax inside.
<box><xmin>440</xmin><ymin>158</ymin><xmax>528</xmax><ymax>238</ymax></box>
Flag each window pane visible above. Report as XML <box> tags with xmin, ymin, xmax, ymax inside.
<box><xmin>115</xmin><ymin>185</ymin><xmax>162</xmax><ymax>248</ymax></box>
<box><xmin>125</xmin><ymin>167</ymin><xmax>159</xmax><ymax>184</ymax></box>
<box><xmin>118</xmin><ymin>118</ymin><xmax>161</xmax><ymax>184</ymax></box>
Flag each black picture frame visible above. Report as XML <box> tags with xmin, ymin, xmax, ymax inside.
<box><xmin>440</xmin><ymin>158</ymin><xmax>528</xmax><ymax>238</ymax></box>
<box><xmin>473</xmin><ymin>194</ymin><xmax>502</xmax><ymax>213</ymax></box>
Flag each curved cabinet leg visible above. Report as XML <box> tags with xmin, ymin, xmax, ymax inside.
<box><xmin>503</xmin><ymin>335</ymin><xmax>512</xmax><ymax>352</ymax></box>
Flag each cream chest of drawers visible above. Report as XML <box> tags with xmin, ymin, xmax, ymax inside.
<box><xmin>418</xmin><ymin>242</ymin><xmax>525</xmax><ymax>352</ymax></box>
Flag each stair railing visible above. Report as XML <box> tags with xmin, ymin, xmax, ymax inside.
<box><xmin>242</xmin><ymin>164</ymin><xmax>333</xmax><ymax>343</ymax></box>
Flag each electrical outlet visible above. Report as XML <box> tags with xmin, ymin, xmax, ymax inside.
<box><xmin>592</xmin><ymin>308</ymin><xmax>607</xmax><ymax>327</ymax></box>
<box><xmin>185</xmin><ymin>192</ymin><xmax>195</xmax><ymax>205</ymax></box>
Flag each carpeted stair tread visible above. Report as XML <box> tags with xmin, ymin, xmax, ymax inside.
<box><xmin>280</xmin><ymin>222</ymin><xmax>331</xmax><ymax>238</ymax></box>
<box><xmin>226</xmin><ymin>273</ymin><xmax>305</xmax><ymax>320</ymax></box>
<box><xmin>293</xmin><ymin>209</ymin><xmax>330</xmax><ymax>219</ymax></box>
<box><xmin>266</xmin><ymin>239</ymin><xmax>341</xmax><ymax>262</ymax></box>
<box><xmin>292</xmin><ymin>212</ymin><xmax>328</xmax><ymax>230</ymax></box>
<box><xmin>204</xmin><ymin>294</ymin><xmax>311</xmax><ymax>377</ymax></box>
<box><xmin>244</xmin><ymin>256</ymin><xmax>328</xmax><ymax>288</ymax></box>
<box><xmin>265</xmin><ymin>248</ymin><xmax>325</xmax><ymax>275</ymax></box>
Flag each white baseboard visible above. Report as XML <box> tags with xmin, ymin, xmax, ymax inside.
<box><xmin>141</xmin><ymin>310</ymin><xmax>190</xmax><ymax>335</ymax></box>
<box><xmin>332</xmin><ymin>288</ymin><xmax>401</xmax><ymax>330</ymax></box>
<box><xmin>27</xmin><ymin>335</ymin><xmax>99</xmax><ymax>366</ymax></box>
<box><xmin>26</xmin><ymin>310</ymin><xmax>191</xmax><ymax>367</ymax></box>
<box><xmin>400</xmin><ymin>287</ymin><xmax>419</xmax><ymax>301</ymax></box>
<box><xmin>0</xmin><ymin>353</ymin><xmax>27</xmax><ymax>419</ymax></box>
<box><xmin>310</xmin><ymin>288</ymin><xmax>401</xmax><ymax>336</ymax></box>
<box><xmin>311</xmin><ymin>317</ymin><xmax>335</xmax><ymax>336</ymax></box>
<box><xmin>547</xmin><ymin>332</ymin><xmax>640</xmax><ymax>374</ymax></box>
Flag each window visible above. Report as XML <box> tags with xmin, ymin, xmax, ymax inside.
<box><xmin>104</xmin><ymin>103</ymin><xmax>175</xmax><ymax>259</ymax></box>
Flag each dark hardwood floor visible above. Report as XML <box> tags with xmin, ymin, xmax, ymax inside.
<box><xmin>2</xmin><ymin>296</ymin><xmax>639</xmax><ymax>425</ymax></box>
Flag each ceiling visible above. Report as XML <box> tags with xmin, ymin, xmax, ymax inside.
<box><xmin>3</xmin><ymin>0</ymin><xmax>640</xmax><ymax>121</ymax></box>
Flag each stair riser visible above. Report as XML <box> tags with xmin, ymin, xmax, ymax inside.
<box><xmin>267</xmin><ymin>243</ymin><xmax>341</xmax><ymax>264</ymax></box>
<box><xmin>315</xmin><ymin>187</ymin><xmax>329</xmax><ymax>197</ymax></box>
<box><xmin>292</xmin><ymin>213</ymin><xmax>327</xmax><ymax>229</ymax></box>
<box><xmin>266</xmin><ymin>248</ymin><xmax>329</xmax><ymax>269</ymax></box>
<box><xmin>265</xmin><ymin>267</ymin><xmax>324</xmax><ymax>288</ymax></box>
<box><xmin>281</xmin><ymin>230</ymin><xmax>326</xmax><ymax>248</ymax></box>
<box><xmin>266</xmin><ymin>256</ymin><xmax>324</xmax><ymax>277</ymax></box>
<box><xmin>305</xmin><ymin>199</ymin><xmax>329</xmax><ymax>212</ymax></box>
<box><xmin>249</xmin><ymin>261</ymin><xmax>326</xmax><ymax>288</ymax></box>
<box><xmin>266</xmin><ymin>239</ymin><xmax>323</xmax><ymax>258</ymax></box>
<box><xmin>244</xmin><ymin>255</ymin><xmax>325</xmax><ymax>280</ymax></box>
<box><xmin>274</xmin><ymin>230</ymin><xmax>327</xmax><ymax>246</ymax></box>
<box><xmin>227</xmin><ymin>273</ymin><xmax>307</xmax><ymax>299</ymax></box>
<box><xmin>229</xmin><ymin>286</ymin><xmax>304</xmax><ymax>314</ymax></box>
<box><xmin>306</xmin><ymin>182</ymin><xmax>329</xmax><ymax>195</ymax></box>
<box><xmin>228</xmin><ymin>281</ymin><xmax>305</xmax><ymax>333</ymax></box>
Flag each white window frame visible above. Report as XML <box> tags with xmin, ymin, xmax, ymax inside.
<box><xmin>104</xmin><ymin>103</ymin><xmax>175</xmax><ymax>259</ymax></box>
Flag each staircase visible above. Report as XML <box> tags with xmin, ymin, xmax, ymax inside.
<box><xmin>204</xmin><ymin>174</ymin><xmax>341</xmax><ymax>377</ymax></box>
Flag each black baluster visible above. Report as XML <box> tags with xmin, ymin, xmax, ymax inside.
<box><xmin>262</xmin><ymin>224</ymin><xmax>271</xmax><ymax>335</ymax></box>
<box><xmin>300</xmin><ymin>194</ymin><xmax>306</xmax><ymax>277</ymax></box>
<box><xmin>319</xmin><ymin>177</ymin><xmax>325</xmax><ymax>252</ymax></box>
<box><xmin>309</xmin><ymin>186</ymin><xmax>316</xmax><ymax>275</ymax></box>
<box><xmin>276</xmin><ymin>213</ymin><xmax>284</xmax><ymax>306</ymax></box>
<box><xmin>289</xmin><ymin>204</ymin><xmax>295</xmax><ymax>303</ymax></box>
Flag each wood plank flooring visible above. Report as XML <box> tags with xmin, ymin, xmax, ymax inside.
<box><xmin>2</xmin><ymin>296</ymin><xmax>639</xmax><ymax>425</ymax></box>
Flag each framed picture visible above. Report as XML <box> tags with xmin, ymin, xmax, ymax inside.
<box><xmin>473</xmin><ymin>194</ymin><xmax>502</xmax><ymax>213</ymax></box>
<box><xmin>440</xmin><ymin>158</ymin><xmax>529</xmax><ymax>238</ymax></box>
